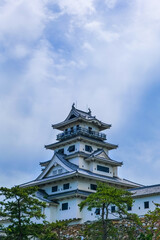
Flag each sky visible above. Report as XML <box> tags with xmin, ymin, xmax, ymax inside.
<box><xmin>1</xmin><ymin>0</ymin><xmax>160</xmax><ymax>187</ymax></box>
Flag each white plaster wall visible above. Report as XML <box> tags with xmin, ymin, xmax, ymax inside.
<box><xmin>92</xmin><ymin>162</ymin><xmax>113</xmax><ymax>177</ymax></box>
<box><xmin>69</xmin><ymin>156</ymin><xmax>79</xmax><ymax>165</ymax></box>
<box><xmin>78</xmin><ymin>179</ymin><xmax>98</xmax><ymax>192</ymax></box>
<box><xmin>129</xmin><ymin>195</ymin><xmax>160</xmax><ymax>216</ymax></box>
<box><xmin>81</xmin><ymin>205</ymin><xmax>101</xmax><ymax>223</ymax></box>
<box><xmin>57</xmin><ymin>198</ymin><xmax>82</xmax><ymax>221</ymax></box>
<box><xmin>69</xmin><ymin>156</ymin><xmax>90</xmax><ymax>170</ymax></box>
<box><xmin>79</xmin><ymin>142</ymin><xmax>109</xmax><ymax>156</ymax></box>
<box><xmin>79</xmin><ymin>142</ymin><xmax>100</xmax><ymax>153</ymax></box>
<box><xmin>89</xmin><ymin>162</ymin><xmax>94</xmax><ymax>172</ymax></box>
<box><xmin>79</xmin><ymin>157</ymin><xmax>90</xmax><ymax>170</ymax></box>
<box><xmin>40</xmin><ymin>179</ymin><xmax>78</xmax><ymax>195</ymax></box>
<box><xmin>113</xmin><ymin>166</ymin><xmax>118</xmax><ymax>177</ymax></box>
<box><xmin>55</xmin><ymin>141</ymin><xmax>109</xmax><ymax>157</ymax></box>
<box><xmin>55</xmin><ymin>142</ymin><xmax>80</xmax><ymax>155</ymax></box>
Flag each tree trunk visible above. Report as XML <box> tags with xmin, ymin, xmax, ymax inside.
<box><xmin>102</xmin><ymin>203</ymin><xmax>107</xmax><ymax>240</ymax></box>
<box><xmin>17</xmin><ymin>198</ymin><xmax>23</xmax><ymax>240</ymax></box>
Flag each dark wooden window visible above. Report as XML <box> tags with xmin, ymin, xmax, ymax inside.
<box><xmin>90</xmin><ymin>184</ymin><xmax>97</xmax><ymax>190</ymax></box>
<box><xmin>88</xmin><ymin>127</ymin><xmax>92</xmax><ymax>133</ymax></box>
<box><xmin>111</xmin><ymin>206</ymin><xmax>115</xmax><ymax>213</ymax></box>
<box><xmin>127</xmin><ymin>205</ymin><xmax>132</xmax><ymax>211</ymax></box>
<box><xmin>52</xmin><ymin>186</ymin><xmax>58</xmax><ymax>192</ymax></box>
<box><xmin>70</xmin><ymin>127</ymin><xmax>74</xmax><ymax>133</ymax></box>
<box><xmin>58</xmin><ymin>148</ymin><xmax>64</xmax><ymax>154</ymax></box>
<box><xmin>62</xmin><ymin>203</ymin><xmax>68</xmax><ymax>210</ymax></box>
<box><xmin>97</xmin><ymin>165</ymin><xmax>109</xmax><ymax>173</ymax></box>
<box><xmin>63</xmin><ymin>183</ymin><xmax>70</xmax><ymax>190</ymax></box>
<box><xmin>68</xmin><ymin>145</ymin><xmax>75</xmax><ymax>152</ymax></box>
<box><xmin>85</xmin><ymin>145</ymin><xmax>93</xmax><ymax>152</ymax></box>
<box><xmin>144</xmin><ymin>201</ymin><xmax>149</xmax><ymax>209</ymax></box>
<box><xmin>95</xmin><ymin>208</ymin><xmax>100</xmax><ymax>215</ymax></box>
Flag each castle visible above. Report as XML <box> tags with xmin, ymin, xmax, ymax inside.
<box><xmin>21</xmin><ymin>104</ymin><xmax>144</xmax><ymax>223</ymax></box>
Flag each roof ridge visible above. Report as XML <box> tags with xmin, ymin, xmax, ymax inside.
<box><xmin>75</xmin><ymin>108</ymin><xmax>90</xmax><ymax>115</ymax></box>
<box><xmin>40</xmin><ymin>159</ymin><xmax>51</xmax><ymax>165</ymax></box>
<box><xmin>128</xmin><ymin>183</ymin><xmax>160</xmax><ymax>191</ymax></box>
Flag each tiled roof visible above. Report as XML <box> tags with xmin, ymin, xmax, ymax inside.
<box><xmin>36</xmin><ymin>189</ymin><xmax>53</xmax><ymax>203</ymax></box>
<box><xmin>129</xmin><ymin>184</ymin><xmax>160</xmax><ymax>197</ymax></box>
<box><xmin>45</xmin><ymin>135</ymin><xmax>118</xmax><ymax>150</ymax></box>
<box><xmin>39</xmin><ymin>159</ymin><xmax>51</xmax><ymax>166</ymax></box>
<box><xmin>20</xmin><ymin>171</ymin><xmax>77</xmax><ymax>187</ymax></box>
<box><xmin>20</xmin><ymin>169</ymin><xmax>140</xmax><ymax>188</ymax></box>
<box><xmin>48</xmin><ymin>189</ymin><xmax>90</xmax><ymax>200</ymax></box>
<box><xmin>77</xmin><ymin>169</ymin><xmax>141</xmax><ymax>187</ymax></box>
<box><xmin>52</xmin><ymin>105</ymin><xmax>111</xmax><ymax>130</ymax></box>
<box><xmin>55</xmin><ymin>152</ymin><xmax>79</xmax><ymax>171</ymax></box>
<box><xmin>74</xmin><ymin>108</ymin><xmax>92</xmax><ymax>119</ymax></box>
<box><xmin>87</xmin><ymin>149</ymin><xmax>122</xmax><ymax>166</ymax></box>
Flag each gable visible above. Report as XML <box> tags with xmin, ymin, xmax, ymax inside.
<box><xmin>46</xmin><ymin>164</ymin><xmax>67</xmax><ymax>177</ymax></box>
<box><xmin>65</xmin><ymin>108</ymin><xmax>79</xmax><ymax>121</ymax></box>
<box><xmin>68</xmin><ymin>114</ymin><xmax>76</xmax><ymax>120</ymax></box>
<box><xmin>37</xmin><ymin>153</ymin><xmax>75</xmax><ymax>180</ymax></box>
<box><xmin>98</xmin><ymin>152</ymin><xmax>109</xmax><ymax>159</ymax></box>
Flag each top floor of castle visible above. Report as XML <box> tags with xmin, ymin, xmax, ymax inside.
<box><xmin>52</xmin><ymin>103</ymin><xmax>111</xmax><ymax>142</ymax></box>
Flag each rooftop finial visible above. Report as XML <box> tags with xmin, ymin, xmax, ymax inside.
<box><xmin>88</xmin><ymin>108</ymin><xmax>91</xmax><ymax>115</ymax></box>
<box><xmin>72</xmin><ymin>103</ymin><xmax>75</xmax><ymax>109</ymax></box>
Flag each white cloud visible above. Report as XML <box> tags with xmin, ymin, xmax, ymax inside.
<box><xmin>105</xmin><ymin>0</ymin><xmax>117</xmax><ymax>9</ymax></box>
<box><xmin>84</xmin><ymin>21</ymin><xmax>119</xmax><ymax>42</ymax></box>
<box><xmin>0</xmin><ymin>0</ymin><xmax>45</xmax><ymax>41</ymax></box>
<box><xmin>58</xmin><ymin>0</ymin><xmax>95</xmax><ymax>16</ymax></box>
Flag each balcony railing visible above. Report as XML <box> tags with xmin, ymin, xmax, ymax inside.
<box><xmin>57</xmin><ymin>127</ymin><xmax>106</xmax><ymax>141</ymax></box>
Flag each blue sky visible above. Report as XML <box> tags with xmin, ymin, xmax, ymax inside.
<box><xmin>1</xmin><ymin>0</ymin><xmax>160</xmax><ymax>187</ymax></box>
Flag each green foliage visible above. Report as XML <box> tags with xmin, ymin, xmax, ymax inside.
<box><xmin>79</xmin><ymin>182</ymin><xmax>137</xmax><ymax>240</ymax></box>
<box><xmin>0</xmin><ymin>186</ymin><xmax>46</xmax><ymax>240</ymax></box>
<box><xmin>29</xmin><ymin>222</ymin><xmax>58</xmax><ymax>240</ymax></box>
<box><xmin>79</xmin><ymin>182</ymin><xmax>133</xmax><ymax>215</ymax></box>
<box><xmin>139</xmin><ymin>202</ymin><xmax>160</xmax><ymax>240</ymax></box>
<box><xmin>32</xmin><ymin>220</ymin><xmax>73</xmax><ymax>240</ymax></box>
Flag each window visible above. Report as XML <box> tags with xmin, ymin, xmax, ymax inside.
<box><xmin>52</xmin><ymin>170</ymin><xmax>57</xmax><ymax>175</ymax></box>
<box><xmin>63</xmin><ymin>183</ymin><xmax>70</xmax><ymax>190</ymax></box>
<box><xmin>62</xmin><ymin>203</ymin><xmax>68</xmax><ymax>211</ymax></box>
<box><xmin>97</xmin><ymin>165</ymin><xmax>109</xmax><ymax>173</ymax></box>
<box><xmin>127</xmin><ymin>205</ymin><xmax>132</xmax><ymax>211</ymax></box>
<box><xmin>52</xmin><ymin>186</ymin><xmax>58</xmax><ymax>192</ymax></box>
<box><xmin>90</xmin><ymin>184</ymin><xmax>97</xmax><ymax>190</ymax></box>
<box><xmin>95</xmin><ymin>208</ymin><xmax>100</xmax><ymax>215</ymax></box>
<box><xmin>58</xmin><ymin>148</ymin><xmax>64</xmax><ymax>154</ymax></box>
<box><xmin>88</xmin><ymin>127</ymin><xmax>92</xmax><ymax>133</ymax></box>
<box><xmin>76</xmin><ymin>125</ymin><xmax>80</xmax><ymax>130</ymax></box>
<box><xmin>58</xmin><ymin>169</ymin><xmax>63</xmax><ymax>174</ymax></box>
<box><xmin>68</xmin><ymin>145</ymin><xmax>75</xmax><ymax>152</ymax></box>
<box><xmin>144</xmin><ymin>201</ymin><xmax>149</xmax><ymax>209</ymax></box>
<box><xmin>111</xmin><ymin>206</ymin><xmax>115</xmax><ymax>213</ymax></box>
<box><xmin>70</xmin><ymin>127</ymin><xmax>74</xmax><ymax>133</ymax></box>
<box><xmin>85</xmin><ymin>145</ymin><xmax>93</xmax><ymax>152</ymax></box>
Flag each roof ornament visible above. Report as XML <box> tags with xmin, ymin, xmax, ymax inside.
<box><xmin>88</xmin><ymin>108</ymin><xmax>91</xmax><ymax>116</ymax></box>
<box><xmin>72</xmin><ymin>103</ymin><xmax>75</xmax><ymax>109</ymax></box>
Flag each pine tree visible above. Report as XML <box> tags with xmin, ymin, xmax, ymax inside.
<box><xmin>0</xmin><ymin>186</ymin><xmax>46</xmax><ymax>240</ymax></box>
